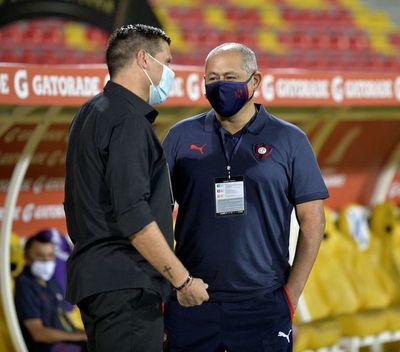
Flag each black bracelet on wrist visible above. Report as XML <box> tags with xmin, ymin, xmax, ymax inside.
<box><xmin>174</xmin><ymin>274</ymin><xmax>193</xmax><ymax>291</ymax></box>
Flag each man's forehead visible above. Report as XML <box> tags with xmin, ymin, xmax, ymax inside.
<box><xmin>206</xmin><ymin>51</ymin><xmax>243</xmax><ymax>71</ymax></box>
<box><xmin>30</xmin><ymin>241</ymin><xmax>54</xmax><ymax>252</ymax></box>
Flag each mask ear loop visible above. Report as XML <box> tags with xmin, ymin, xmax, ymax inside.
<box><xmin>140</xmin><ymin>51</ymin><xmax>156</xmax><ymax>86</ymax></box>
<box><xmin>142</xmin><ymin>67</ymin><xmax>155</xmax><ymax>86</ymax></box>
<box><xmin>247</xmin><ymin>71</ymin><xmax>257</xmax><ymax>100</ymax></box>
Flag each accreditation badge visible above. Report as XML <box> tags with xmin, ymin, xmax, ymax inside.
<box><xmin>215</xmin><ymin>176</ymin><xmax>245</xmax><ymax>216</ymax></box>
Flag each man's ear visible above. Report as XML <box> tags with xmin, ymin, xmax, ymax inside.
<box><xmin>24</xmin><ymin>254</ymin><xmax>32</xmax><ymax>266</ymax></box>
<box><xmin>136</xmin><ymin>49</ymin><xmax>150</xmax><ymax>70</ymax></box>
<box><xmin>252</xmin><ymin>71</ymin><xmax>262</xmax><ymax>91</ymax></box>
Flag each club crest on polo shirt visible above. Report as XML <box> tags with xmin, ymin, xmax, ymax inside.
<box><xmin>254</xmin><ymin>144</ymin><xmax>272</xmax><ymax>160</ymax></box>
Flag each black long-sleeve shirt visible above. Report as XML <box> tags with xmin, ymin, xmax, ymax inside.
<box><xmin>64</xmin><ymin>81</ymin><xmax>174</xmax><ymax>304</ymax></box>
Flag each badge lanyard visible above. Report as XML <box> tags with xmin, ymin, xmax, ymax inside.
<box><xmin>215</xmin><ymin>128</ymin><xmax>245</xmax><ymax>216</ymax></box>
<box><xmin>218</xmin><ymin>129</ymin><xmax>244</xmax><ymax>179</ymax></box>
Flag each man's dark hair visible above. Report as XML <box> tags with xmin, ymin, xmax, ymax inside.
<box><xmin>106</xmin><ymin>24</ymin><xmax>171</xmax><ymax>78</ymax></box>
<box><xmin>24</xmin><ymin>231</ymin><xmax>53</xmax><ymax>256</ymax></box>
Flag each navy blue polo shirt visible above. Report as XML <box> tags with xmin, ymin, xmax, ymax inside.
<box><xmin>163</xmin><ymin>104</ymin><xmax>329</xmax><ymax>302</ymax></box>
<box><xmin>15</xmin><ymin>267</ymin><xmax>72</xmax><ymax>352</ymax></box>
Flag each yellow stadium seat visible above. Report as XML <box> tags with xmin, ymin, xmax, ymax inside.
<box><xmin>339</xmin><ymin>204</ymin><xmax>392</xmax><ymax>310</ymax></box>
<box><xmin>10</xmin><ymin>232</ymin><xmax>24</xmax><ymax>279</ymax></box>
<box><xmin>336</xmin><ymin>205</ymin><xmax>390</xmax><ymax>336</ymax></box>
<box><xmin>370</xmin><ymin>202</ymin><xmax>400</xmax><ymax>263</ymax></box>
<box><xmin>259</xmin><ymin>7</ymin><xmax>290</xmax><ymax>30</ymax></box>
<box><xmin>64</xmin><ymin>22</ymin><xmax>95</xmax><ymax>52</ymax></box>
<box><xmin>9</xmin><ymin>232</ymin><xmax>24</xmax><ymax>295</ymax></box>
<box><xmin>293</xmin><ymin>324</ymin><xmax>309</xmax><ymax>352</ymax></box>
<box><xmin>307</xmin><ymin>206</ymin><xmax>391</xmax><ymax>337</ymax></box>
<box><xmin>338</xmin><ymin>0</ymin><xmax>367</xmax><ymax>12</ymax></box>
<box><xmin>285</xmin><ymin>0</ymin><xmax>326</xmax><ymax>10</ymax></box>
<box><xmin>304</xmin><ymin>319</ymin><xmax>342</xmax><ymax>350</ymax></box>
<box><xmin>67</xmin><ymin>306</ymin><xmax>85</xmax><ymax>331</ymax></box>
<box><xmin>391</xmin><ymin>208</ymin><xmax>400</xmax><ymax>277</ymax></box>
<box><xmin>229</xmin><ymin>0</ymin><xmax>267</xmax><ymax>8</ymax></box>
<box><xmin>369</xmin><ymin>34</ymin><xmax>397</xmax><ymax>56</ymax></box>
<box><xmin>370</xmin><ymin>203</ymin><xmax>400</xmax><ymax>301</ymax></box>
<box><xmin>370</xmin><ymin>202</ymin><xmax>400</xmax><ymax>331</ymax></box>
<box><xmin>0</xmin><ymin>306</ymin><xmax>13</xmax><ymax>352</ymax></box>
<box><xmin>294</xmin><ymin>276</ymin><xmax>341</xmax><ymax>349</ymax></box>
<box><xmin>293</xmin><ymin>211</ymin><xmax>343</xmax><ymax>350</ymax></box>
<box><xmin>203</xmin><ymin>6</ymin><xmax>233</xmax><ymax>31</ymax></box>
<box><xmin>295</xmin><ymin>267</ymin><xmax>331</xmax><ymax>324</ymax></box>
<box><xmin>316</xmin><ymin>209</ymin><xmax>360</xmax><ymax>316</ymax></box>
<box><xmin>153</xmin><ymin>8</ymin><xmax>193</xmax><ymax>53</ymax></box>
<box><xmin>257</xmin><ymin>31</ymin><xmax>288</xmax><ymax>54</ymax></box>
<box><xmin>295</xmin><ymin>320</ymin><xmax>342</xmax><ymax>351</ymax></box>
<box><xmin>337</xmin><ymin>309</ymin><xmax>389</xmax><ymax>337</ymax></box>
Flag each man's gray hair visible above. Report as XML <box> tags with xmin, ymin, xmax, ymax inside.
<box><xmin>205</xmin><ymin>43</ymin><xmax>258</xmax><ymax>74</ymax></box>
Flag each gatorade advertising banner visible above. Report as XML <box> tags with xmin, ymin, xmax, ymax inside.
<box><xmin>0</xmin><ymin>123</ymin><xmax>68</xmax><ymax>237</ymax></box>
<box><xmin>1</xmin><ymin>63</ymin><xmax>400</xmax><ymax>107</ymax></box>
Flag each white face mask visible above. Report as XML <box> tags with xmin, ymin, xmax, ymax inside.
<box><xmin>31</xmin><ymin>260</ymin><xmax>56</xmax><ymax>281</ymax></box>
<box><xmin>142</xmin><ymin>53</ymin><xmax>175</xmax><ymax>105</ymax></box>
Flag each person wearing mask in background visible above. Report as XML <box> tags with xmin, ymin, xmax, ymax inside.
<box><xmin>162</xmin><ymin>43</ymin><xmax>329</xmax><ymax>352</ymax></box>
<box><xmin>14</xmin><ymin>232</ymin><xmax>87</xmax><ymax>352</ymax></box>
<box><xmin>64</xmin><ymin>24</ymin><xmax>209</xmax><ymax>352</ymax></box>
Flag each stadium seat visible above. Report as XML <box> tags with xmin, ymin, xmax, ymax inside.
<box><xmin>10</xmin><ymin>232</ymin><xmax>24</xmax><ymax>279</ymax></box>
<box><xmin>370</xmin><ymin>202</ymin><xmax>400</xmax><ymax>331</ymax></box>
<box><xmin>0</xmin><ymin>326</ymin><xmax>13</xmax><ymax>352</ymax></box>
<box><xmin>294</xmin><ymin>319</ymin><xmax>342</xmax><ymax>352</ymax></box>
<box><xmin>390</xmin><ymin>207</ymin><xmax>400</xmax><ymax>279</ymax></box>
<box><xmin>67</xmin><ymin>306</ymin><xmax>85</xmax><ymax>331</ymax></box>
<box><xmin>0</xmin><ymin>306</ymin><xmax>13</xmax><ymax>351</ymax></box>
<box><xmin>336</xmin><ymin>204</ymin><xmax>391</xmax><ymax>336</ymax></box>
<box><xmin>293</xmin><ymin>209</ymin><xmax>345</xmax><ymax>350</ymax></box>
<box><xmin>316</xmin><ymin>208</ymin><xmax>360</xmax><ymax>316</ymax></box>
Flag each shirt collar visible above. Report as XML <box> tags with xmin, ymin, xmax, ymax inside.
<box><xmin>204</xmin><ymin>103</ymin><xmax>268</xmax><ymax>135</ymax></box>
<box><xmin>104</xmin><ymin>80</ymin><xmax>158</xmax><ymax>124</ymax></box>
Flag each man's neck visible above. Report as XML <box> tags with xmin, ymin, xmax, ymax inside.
<box><xmin>216</xmin><ymin>102</ymin><xmax>256</xmax><ymax>134</ymax></box>
<box><xmin>112</xmin><ymin>71</ymin><xmax>149</xmax><ymax>102</ymax></box>
<box><xmin>36</xmin><ymin>278</ymin><xmax>47</xmax><ymax>287</ymax></box>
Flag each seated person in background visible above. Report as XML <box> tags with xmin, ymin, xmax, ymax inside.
<box><xmin>14</xmin><ymin>232</ymin><xmax>87</xmax><ymax>352</ymax></box>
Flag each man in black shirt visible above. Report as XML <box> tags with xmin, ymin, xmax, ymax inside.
<box><xmin>64</xmin><ymin>24</ymin><xmax>209</xmax><ymax>352</ymax></box>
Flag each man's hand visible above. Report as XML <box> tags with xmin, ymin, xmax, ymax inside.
<box><xmin>24</xmin><ymin>319</ymin><xmax>87</xmax><ymax>344</ymax></box>
<box><xmin>72</xmin><ymin>330</ymin><xmax>88</xmax><ymax>342</ymax></box>
<box><xmin>177</xmin><ymin>278</ymin><xmax>209</xmax><ymax>307</ymax></box>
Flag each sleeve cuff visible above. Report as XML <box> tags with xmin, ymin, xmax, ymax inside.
<box><xmin>294</xmin><ymin>191</ymin><xmax>329</xmax><ymax>205</ymax></box>
<box><xmin>117</xmin><ymin>201</ymin><xmax>155</xmax><ymax>238</ymax></box>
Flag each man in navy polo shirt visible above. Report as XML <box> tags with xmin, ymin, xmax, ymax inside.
<box><xmin>162</xmin><ymin>43</ymin><xmax>329</xmax><ymax>351</ymax></box>
<box><xmin>14</xmin><ymin>232</ymin><xmax>87</xmax><ymax>352</ymax></box>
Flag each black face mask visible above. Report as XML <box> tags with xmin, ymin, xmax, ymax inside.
<box><xmin>205</xmin><ymin>72</ymin><xmax>255</xmax><ymax>117</ymax></box>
